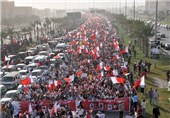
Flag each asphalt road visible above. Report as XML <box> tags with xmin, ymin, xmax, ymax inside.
<box><xmin>157</xmin><ymin>26</ymin><xmax>170</xmax><ymax>55</ymax></box>
<box><xmin>158</xmin><ymin>26</ymin><xmax>170</xmax><ymax>44</ymax></box>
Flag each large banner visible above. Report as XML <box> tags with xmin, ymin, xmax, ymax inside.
<box><xmin>19</xmin><ymin>97</ymin><xmax>130</xmax><ymax>113</ymax></box>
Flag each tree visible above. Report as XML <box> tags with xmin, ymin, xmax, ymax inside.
<box><xmin>141</xmin><ymin>23</ymin><xmax>154</xmax><ymax>57</ymax></box>
<box><xmin>6</xmin><ymin>27</ymin><xmax>15</xmax><ymax>41</ymax></box>
<box><xmin>158</xmin><ymin>11</ymin><xmax>166</xmax><ymax>21</ymax></box>
<box><xmin>1</xmin><ymin>29</ymin><xmax>8</xmax><ymax>45</ymax></box>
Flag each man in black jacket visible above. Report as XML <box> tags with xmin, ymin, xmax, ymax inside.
<box><xmin>153</xmin><ymin>105</ymin><xmax>160</xmax><ymax>118</ymax></box>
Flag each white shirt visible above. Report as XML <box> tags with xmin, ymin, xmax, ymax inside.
<box><xmin>141</xmin><ymin>101</ymin><xmax>146</xmax><ymax>109</ymax></box>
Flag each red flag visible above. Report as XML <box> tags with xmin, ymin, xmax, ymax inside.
<box><xmin>67</xmin><ymin>49</ymin><xmax>74</xmax><ymax>53</ymax></box>
<box><xmin>71</xmin><ymin>40</ymin><xmax>77</xmax><ymax>45</ymax></box>
<box><xmin>120</xmin><ymin>48</ymin><xmax>127</xmax><ymax>54</ymax></box>
<box><xmin>113</xmin><ymin>55</ymin><xmax>120</xmax><ymax>61</ymax></box>
<box><xmin>97</xmin><ymin>71</ymin><xmax>104</xmax><ymax>80</ymax></box>
<box><xmin>21</xmin><ymin>77</ymin><xmax>31</xmax><ymax>85</ymax></box>
<box><xmin>64</xmin><ymin>78</ymin><xmax>71</xmax><ymax>84</ymax></box>
<box><xmin>104</xmin><ymin>66</ymin><xmax>111</xmax><ymax>71</ymax></box>
<box><xmin>76</xmin><ymin>70</ymin><xmax>82</xmax><ymax>77</ymax></box>
<box><xmin>55</xmin><ymin>54</ymin><xmax>60</xmax><ymax>59</ymax></box>
<box><xmin>111</xmin><ymin>77</ymin><xmax>125</xmax><ymax>84</ymax></box>
<box><xmin>67</xmin><ymin>32</ymin><xmax>71</xmax><ymax>38</ymax></box>
<box><xmin>133</xmin><ymin>79</ymin><xmax>141</xmax><ymax>88</ymax></box>
<box><xmin>37</xmin><ymin>60</ymin><xmax>42</xmax><ymax>66</ymax></box>
<box><xmin>96</xmin><ymin>62</ymin><xmax>103</xmax><ymax>71</ymax></box>
<box><xmin>90</xmin><ymin>34</ymin><xmax>96</xmax><ymax>40</ymax></box>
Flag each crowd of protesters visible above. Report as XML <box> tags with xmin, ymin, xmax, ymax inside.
<box><xmin>0</xmin><ymin>13</ymin><xmax>162</xmax><ymax>118</ymax></box>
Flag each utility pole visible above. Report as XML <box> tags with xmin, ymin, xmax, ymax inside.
<box><xmin>155</xmin><ymin>0</ymin><xmax>158</xmax><ymax>40</ymax></box>
<box><xmin>116</xmin><ymin>0</ymin><xmax>118</xmax><ymax>14</ymax></box>
<box><xmin>134</xmin><ymin>0</ymin><xmax>135</xmax><ymax>19</ymax></box>
<box><xmin>125</xmin><ymin>0</ymin><xmax>127</xmax><ymax>17</ymax></box>
<box><xmin>120</xmin><ymin>0</ymin><xmax>121</xmax><ymax>14</ymax></box>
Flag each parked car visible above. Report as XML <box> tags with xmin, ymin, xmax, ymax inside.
<box><xmin>33</xmin><ymin>55</ymin><xmax>47</xmax><ymax>64</ymax></box>
<box><xmin>38</xmin><ymin>51</ymin><xmax>49</xmax><ymax>56</ymax></box>
<box><xmin>161</xmin><ymin>34</ymin><xmax>165</xmax><ymax>38</ymax></box>
<box><xmin>165</xmin><ymin>43</ymin><xmax>170</xmax><ymax>50</ymax></box>
<box><xmin>1</xmin><ymin>65</ymin><xmax>17</xmax><ymax>72</ymax></box>
<box><xmin>18</xmin><ymin>51</ymin><xmax>28</xmax><ymax>60</ymax></box>
<box><xmin>27</xmin><ymin>63</ymin><xmax>37</xmax><ymax>71</ymax></box>
<box><xmin>19</xmin><ymin>70</ymin><xmax>29</xmax><ymax>79</ymax></box>
<box><xmin>24</xmin><ymin>56</ymin><xmax>35</xmax><ymax>64</ymax></box>
<box><xmin>1</xmin><ymin>71</ymin><xmax>20</xmax><ymax>89</ymax></box>
<box><xmin>3</xmin><ymin>90</ymin><xmax>18</xmax><ymax>99</ymax></box>
<box><xmin>0</xmin><ymin>98</ymin><xmax>12</xmax><ymax>104</ymax></box>
<box><xmin>16</xmin><ymin>63</ymin><xmax>27</xmax><ymax>70</ymax></box>
<box><xmin>0</xmin><ymin>85</ymin><xmax>7</xmax><ymax>97</ymax></box>
<box><xmin>8</xmin><ymin>55</ymin><xmax>18</xmax><ymax>65</ymax></box>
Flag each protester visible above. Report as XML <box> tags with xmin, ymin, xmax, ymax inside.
<box><xmin>118</xmin><ymin>102</ymin><xmax>124</xmax><ymax>118</ymax></box>
<box><xmin>153</xmin><ymin>105</ymin><xmax>160</xmax><ymax>118</ymax></box>
<box><xmin>152</xmin><ymin>89</ymin><xmax>159</xmax><ymax>106</ymax></box>
<box><xmin>132</xmin><ymin>93</ymin><xmax>138</xmax><ymax>112</ymax></box>
<box><xmin>1</xmin><ymin>14</ymin><xmax>149</xmax><ymax>118</ymax></box>
<box><xmin>141</xmin><ymin>99</ymin><xmax>146</xmax><ymax>118</ymax></box>
<box><xmin>148</xmin><ymin>88</ymin><xmax>153</xmax><ymax>105</ymax></box>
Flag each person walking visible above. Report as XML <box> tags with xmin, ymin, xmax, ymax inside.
<box><xmin>148</xmin><ymin>88</ymin><xmax>153</xmax><ymax>105</ymax></box>
<box><xmin>153</xmin><ymin>105</ymin><xmax>160</xmax><ymax>118</ymax></box>
<box><xmin>118</xmin><ymin>102</ymin><xmax>124</xmax><ymax>118</ymax></box>
<box><xmin>152</xmin><ymin>89</ymin><xmax>159</xmax><ymax>106</ymax></box>
<box><xmin>132</xmin><ymin>93</ymin><xmax>138</xmax><ymax>112</ymax></box>
<box><xmin>141</xmin><ymin>99</ymin><xmax>146</xmax><ymax>118</ymax></box>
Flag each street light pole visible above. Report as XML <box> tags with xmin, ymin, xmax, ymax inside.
<box><xmin>125</xmin><ymin>0</ymin><xmax>127</xmax><ymax>17</ymax></box>
<box><xmin>155</xmin><ymin>0</ymin><xmax>158</xmax><ymax>40</ymax></box>
<box><xmin>134</xmin><ymin>0</ymin><xmax>136</xmax><ymax>19</ymax></box>
<box><xmin>120</xmin><ymin>0</ymin><xmax>121</xmax><ymax>14</ymax></box>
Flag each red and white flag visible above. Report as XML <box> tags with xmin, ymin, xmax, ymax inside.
<box><xmin>133</xmin><ymin>76</ymin><xmax>145</xmax><ymax>88</ymax></box>
<box><xmin>104</xmin><ymin>66</ymin><xmax>111</xmax><ymax>71</ymax></box>
<box><xmin>97</xmin><ymin>71</ymin><xmax>104</xmax><ymax>80</ymax></box>
<box><xmin>111</xmin><ymin>77</ymin><xmax>125</xmax><ymax>84</ymax></box>
<box><xmin>96</xmin><ymin>62</ymin><xmax>103</xmax><ymax>71</ymax></box>
<box><xmin>113</xmin><ymin>55</ymin><xmax>120</xmax><ymax>61</ymax></box>
<box><xmin>21</xmin><ymin>77</ymin><xmax>31</xmax><ymax>85</ymax></box>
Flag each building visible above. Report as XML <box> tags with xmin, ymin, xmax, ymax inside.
<box><xmin>1</xmin><ymin>0</ymin><xmax>15</xmax><ymax>19</ymax></box>
<box><xmin>145</xmin><ymin>0</ymin><xmax>170</xmax><ymax>15</ymax></box>
<box><xmin>14</xmin><ymin>7</ymin><xmax>33</xmax><ymax>17</ymax></box>
<box><xmin>1</xmin><ymin>0</ymin><xmax>33</xmax><ymax>19</ymax></box>
<box><xmin>32</xmin><ymin>8</ymin><xmax>50</xmax><ymax>18</ymax></box>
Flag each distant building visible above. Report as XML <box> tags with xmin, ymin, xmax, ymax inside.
<box><xmin>32</xmin><ymin>8</ymin><xmax>50</xmax><ymax>17</ymax></box>
<box><xmin>56</xmin><ymin>10</ymin><xmax>66</xmax><ymax>18</ymax></box>
<box><xmin>145</xmin><ymin>0</ymin><xmax>170</xmax><ymax>15</ymax></box>
<box><xmin>14</xmin><ymin>7</ymin><xmax>33</xmax><ymax>17</ymax></box>
<box><xmin>1</xmin><ymin>0</ymin><xmax>15</xmax><ymax>19</ymax></box>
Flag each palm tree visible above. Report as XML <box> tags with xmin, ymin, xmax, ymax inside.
<box><xmin>6</xmin><ymin>27</ymin><xmax>15</xmax><ymax>42</ymax></box>
<box><xmin>45</xmin><ymin>18</ymin><xmax>52</xmax><ymax>33</ymax></box>
<box><xmin>31</xmin><ymin>22</ymin><xmax>36</xmax><ymax>40</ymax></box>
<box><xmin>27</xmin><ymin>25</ymin><xmax>33</xmax><ymax>39</ymax></box>
<box><xmin>141</xmin><ymin>23</ymin><xmax>154</xmax><ymax>57</ymax></box>
<box><xmin>34</xmin><ymin>20</ymin><xmax>41</xmax><ymax>41</ymax></box>
<box><xmin>1</xmin><ymin>29</ymin><xmax>8</xmax><ymax>45</ymax></box>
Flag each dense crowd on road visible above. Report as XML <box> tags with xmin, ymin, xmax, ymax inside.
<box><xmin>0</xmin><ymin>13</ymin><xmax>161</xmax><ymax>118</ymax></box>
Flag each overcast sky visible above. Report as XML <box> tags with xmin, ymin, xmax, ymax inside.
<box><xmin>9</xmin><ymin>0</ymin><xmax>146</xmax><ymax>9</ymax></box>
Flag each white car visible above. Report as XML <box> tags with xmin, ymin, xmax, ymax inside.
<box><xmin>3</xmin><ymin>90</ymin><xmax>18</xmax><ymax>99</ymax></box>
<box><xmin>38</xmin><ymin>51</ymin><xmax>49</xmax><ymax>56</ymax></box>
<box><xmin>30</xmin><ymin>69</ymin><xmax>43</xmax><ymax>80</ymax></box>
<box><xmin>19</xmin><ymin>70</ymin><xmax>29</xmax><ymax>78</ymax></box>
<box><xmin>0</xmin><ymin>98</ymin><xmax>12</xmax><ymax>104</ymax></box>
<box><xmin>25</xmin><ymin>56</ymin><xmax>35</xmax><ymax>64</ymax></box>
<box><xmin>33</xmin><ymin>55</ymin><xmax>47</xmax><ymax>63</ymax></box>
<box><xmin>27</xmin><ymin>63</ymin><xmax>37</xmax><ymax>70</ymax></box>
<box><xmin>16</xmin><ymin>63</ymin><xmax>26</xmax><ymax>70</ymax></box>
